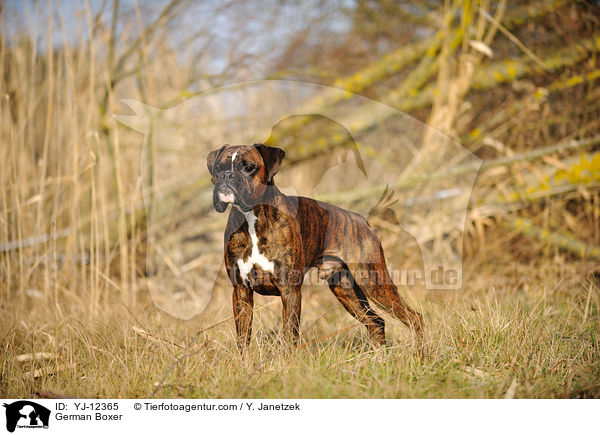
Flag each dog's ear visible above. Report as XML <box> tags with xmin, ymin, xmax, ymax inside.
<box><xmin>207</xmin><ymin>145</ymin><xmax>227</xmax><ymax>181</ymax></box>
<box><xmin>254</xmin><ymin>143</ymin><xmax>285</xmax><ymax>183</ymax></box>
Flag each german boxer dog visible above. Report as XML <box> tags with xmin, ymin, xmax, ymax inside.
<box><xmin>207</xmin><ymin>143</ymin><xmax>423</xmax><ymax>349</ymax></box>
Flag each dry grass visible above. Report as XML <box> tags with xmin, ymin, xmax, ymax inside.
<box><xmin>1</xmin><ymin>259</ymin><xmax>599</xmax><ymax>399</ymax></box>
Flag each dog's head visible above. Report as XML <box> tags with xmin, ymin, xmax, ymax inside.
<box><xmin>207</xmin><ymin>143</ymin><xmax>285</xmax><ymax>213</ymax></box>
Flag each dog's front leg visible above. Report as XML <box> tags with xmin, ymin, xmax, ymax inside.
<box><xmin>232</xmin><ymin>284</ymin><xmax>254</xmax><ymax>351</ymax></box>
<box><xmin>280</xmin><ymin>286</ymin><xmax>302</xmax><ymax>346</ymax></box>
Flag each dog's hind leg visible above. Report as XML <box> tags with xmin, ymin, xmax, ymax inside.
<box><xmin>322</xmin><ymin>259</ymin><xmax>386</xmax><ymax>345</ymax></box>
<box><xmin>358</xmin><ymin>263</ymin><xmax>424</xmax><ymax>337</ymax></box>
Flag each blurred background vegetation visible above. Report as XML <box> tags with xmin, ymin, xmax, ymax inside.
<box><xmin>1</xmin><ymin>0</ymin><xmax>599</xmax><ymax>398</ymax></box>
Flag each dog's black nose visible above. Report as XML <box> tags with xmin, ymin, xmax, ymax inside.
<box><xmin>222</xmin><ymin>171</ymin><xmax>235</xmax><ymax>180</ymax></box>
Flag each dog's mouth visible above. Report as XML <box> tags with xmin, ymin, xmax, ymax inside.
<box><xmin>213</xmin><ymin>183</ymin><xmax>252</xmax><ymax>213</ymax></box>
<box><xmin>218</xmin><ymin>189</ymin><xmax>235</xmax><ymax>204</ymax></box>
<box><xmin>213</xmin><ymin>185</ymin><xmax>233</xmax><ymax>213</ymax></box>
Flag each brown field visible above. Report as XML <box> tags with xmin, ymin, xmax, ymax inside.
<box><xmin>1</xmin><ymin>0</ymin><xmax>599</xmax><ymax>399</ymax></box>
<box><xmin>2</xmin><ymin>258</ymin><xmax>600</xmax><ymax>398</ymax></box>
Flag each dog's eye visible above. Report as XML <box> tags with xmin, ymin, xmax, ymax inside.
<box><xmin>244</xmin><ymin>165</ymin><xmax>255</xmax><ymax>173</ymax></box>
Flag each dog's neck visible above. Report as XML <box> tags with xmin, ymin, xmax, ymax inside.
<box><xmin>232</xmin><ymin>184</ymin><xmax>286</xmax><ymax>221</ymax></box>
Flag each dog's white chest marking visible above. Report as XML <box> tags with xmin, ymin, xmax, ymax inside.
<box><xmin>237</xmin><ymin>211</ymin><xmax>275</xmax><ymax>282</ymax></box>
